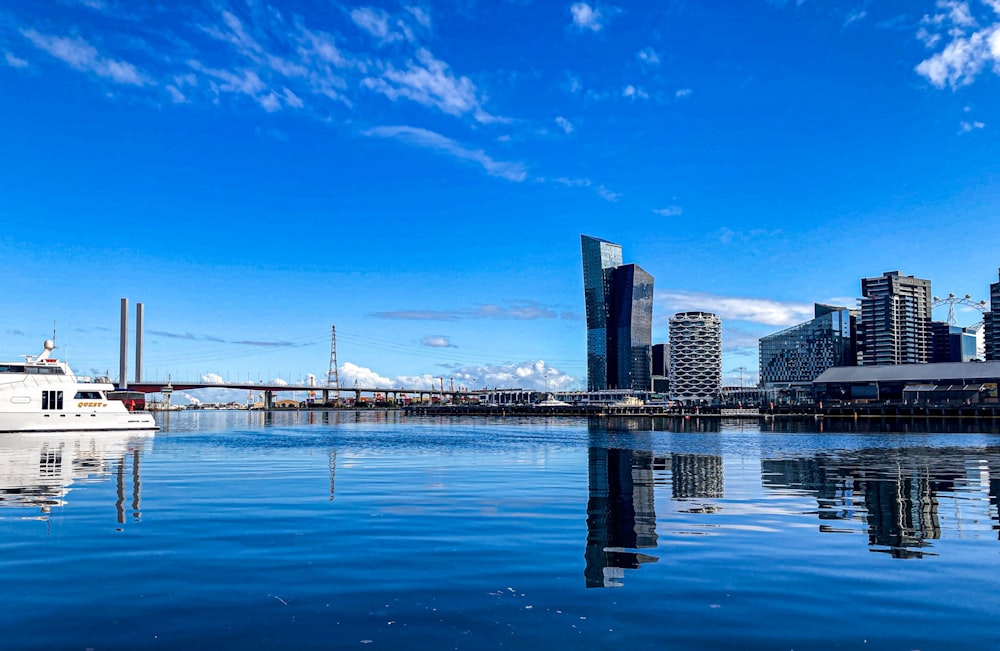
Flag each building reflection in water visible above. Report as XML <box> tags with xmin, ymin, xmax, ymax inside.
<box><xmin>585</xmin><ymin>418</ymin><xmax>726</xmax><ymax>587</ymax></box>
<box><xmin>763</xmin><ymin>448</ymin><xmax>1000</xmax><ymax>558</ymax></box>
<box><xmin>0</xmin><ymin>432</ymin><xmax>151</xmax><ymax>523</ymax></box>
<box><xmin>585</xmin><ymin>443</ymin><xmax>659</xmax><ymax>587</ymax></box>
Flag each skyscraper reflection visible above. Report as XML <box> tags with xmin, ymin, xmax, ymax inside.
<box><xmin>585</xmin><ymin>444</ymin><xmax>658</xmax><ymax>588</ymax></box>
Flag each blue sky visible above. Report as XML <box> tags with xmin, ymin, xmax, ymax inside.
<box><xmin>1</xmin><ymin>0</ymin><xmax>999</xmax><ymax>399</ymax></box>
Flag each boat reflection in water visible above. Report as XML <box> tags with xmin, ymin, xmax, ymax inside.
<box><xmin>0</xmin><ymin>431</ymin><xmax>152</xmax><ymax>522</ymax></box>
<box><xmin>585</xmin><ymin>416</ymin><xmax>1000</xmax><ymax>586</ymax></box>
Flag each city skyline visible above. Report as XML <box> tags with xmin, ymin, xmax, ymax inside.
<box><xmin>2</xmin><ymin>1</ymin><xmax>999</xmax><ymax>400</ymax></box>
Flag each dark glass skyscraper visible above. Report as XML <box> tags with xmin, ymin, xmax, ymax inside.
<box><xmin>581</xmin><ymin>235</ymin><xmax>653</xmax><ymax>392</ymax></box>
<box><xmin>581</xmin><ymin>235</ymin><xmax>622</xmax><ymax>391</ymax></box>
<box><xmin>608</xmin><ymin>264</ymin><xmax>654</xmax><ymax>391</ymax></box>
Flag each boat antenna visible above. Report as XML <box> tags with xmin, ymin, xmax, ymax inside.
<box><xmin>52</xmin><ymin>321</ymin><xmax>56</xmax><ymax>342</ymax></box>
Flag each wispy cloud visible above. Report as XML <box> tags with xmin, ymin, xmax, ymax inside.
<box><xmin>622</xmin><ymin>84</ymin><xmax>649</xmax><ymax>99</ymax></box>
<box><xmin>421</xmin><ymin>335</ymin><xmax>455</xmax><ymax>348</ymax></box>
<box><xmin>372</xmin><ymin>309</ymin><xmax>461</xmax><ymax>320</ymax></box>
<box><xmin>552</xmin><ymin>176</ymin><xmax>591</xmax><ymax>187</ymax></box>
<box><xmin>843</xmin><ymin>8</ymin><xmax>867</xmax><ymax>28</ymax></box>
<box><xmin>657</xmin><ymin>290</ymin><xmax>814</xmax><ymax>327</ymax></box>
<box><xmin>597</xmin><ymin>185</ymin><xmax>621</xmax><ymax>202</ymax></box>
<box><xmin>637</xmin><ymin>46</ymin><xmax>660</xmax><ymax>66</ymax></box>
<box><xmin>374</xmin><ymin>300</ymin><xmax>564</xmax><ymax>321</ymax></box>
<box><xmin>555</xmin><ymin>116</ymin><xmax>574</xmax><ymax>133</ymax></box>
<box><xmin>362</xmin><ymin>48</ymin><xmax>503</xmax><ymax>123</ymax></box>
<box><xmin>960</xmin><ymin>119</ymin><xmax>986</xmax><ymax>132</ymax></box>
<box><xmin>653</xmin><ymin>206</ymin><xmax>683</xmax><ymax>217</ymax></box>
<box><xmin>364</xmin><ymin>125</ymin><xmax>527</xmax><ymax>181</ymax></box>
<box><xmin>148</xmin><ymin>330</ymin><xmax>295</xmax><ymax>346</ymax></box>
<box><xmin>4</xmin><ymin>52</ymin><xmax>29</xmax><ymax>68</ymax></box>
<box><xmin>21</xmin><ymin>29</ymin><xmax>150</xmax><ymax>85</ymax></box>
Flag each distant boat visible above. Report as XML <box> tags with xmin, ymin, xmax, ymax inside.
<box><xmin>536</xmin><ymin>394</ymin><xmax>570</xmax><ymax>407</ymax></box>
<box><xmin>0</xmin><ymin>340</ymin><xmax>158</xmax><ymax>433</ymax></box>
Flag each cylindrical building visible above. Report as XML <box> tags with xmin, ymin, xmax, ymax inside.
<box><xmin>668</xmin><ymin>311</ymin><xmax>722</xmax><ymax>404</ymax></box>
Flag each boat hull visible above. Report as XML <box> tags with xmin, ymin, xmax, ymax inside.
<box><xmin>0</xmin><ymin>411</ymin><xmax>157</xmax><ymax>433</ymax></box>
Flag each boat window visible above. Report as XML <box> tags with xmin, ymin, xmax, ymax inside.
<box><xmin>41</xmin><ymin>390</ymin><xmax>64</xmax><ymax>410</ymax></box>
<box><xmin>0</xmin><ymin>365</ymin><xmax>26</xmax><ymax>373</ymax></box>
<box><xmin>74</xmin><ymin>391</ymin><xmax>103</xmax><ymax>400</ymax></box>
<box><xmin>26</xmin><ymin>366</ymin><xmax>64</xmax><ymax>375</ymax></box>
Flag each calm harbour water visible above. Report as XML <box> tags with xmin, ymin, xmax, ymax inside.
<box><xmin>2</xmin><ymin>411</ymin><xmax>1000</xmax><ymax>650</ymax></box>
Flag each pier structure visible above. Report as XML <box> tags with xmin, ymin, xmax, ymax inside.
<box><xmin>125</xmin><ymin>379</ymin><xmax>489</xmax><ymax>408</ymax></box>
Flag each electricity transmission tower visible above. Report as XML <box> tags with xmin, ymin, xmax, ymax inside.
<box><xmin>327</xmin><ymin>325</ymin><xmax>341</xmax><ymax>404</ymax></box>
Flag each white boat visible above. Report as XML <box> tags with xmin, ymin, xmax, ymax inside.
<box><xmin>0</xmin><ymin>340</ymin><xmax>158</xmax><ymax>433</ymax></box>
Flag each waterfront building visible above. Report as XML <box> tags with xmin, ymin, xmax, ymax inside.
<box><xmin>668</xmin><ymin>311</ymin><xmax>722</xmax><ymax>403</ymax></box>
<box><xmin>986</xmin><ymin>269</ymin><xmax>1000</xmax><ymax>361</ymax></box>
<box><xmin>931</xmin><ymin>322</ymin><xmax>978</xmax><ymax>363</ymax></box>
<box><xmin>580</xmin><ymin>235</ymin><xmax>654</xmax><ymax>392</ymax></box>
<box><xmin>858</xmin><ymin>271</ymin><xmax>932</xmax><ymax>366</ymax></box>
<box><xmin>581</xmin><ymin>235</ymin><xmax>623</xmax><ymax>391</ymax></box>
<box><xmin>812</xmin><ymin>361</ymin><xmax>1000</xmax><ymax>403</ymax></box>
<box><xmin>607</xmin><ymin>264</ymin><xmax>654</xmax><ymax>392</ymax></box>
<box><xmin>759</xmin><ymin>304</ymin><xmax>856</xmax><ymax>388</ymax></box>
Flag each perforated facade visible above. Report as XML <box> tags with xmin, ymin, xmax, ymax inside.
<box><xmin>668</xmin><ymin>311</ymin><xmax>722</xmax><ymax>403</ymax></box>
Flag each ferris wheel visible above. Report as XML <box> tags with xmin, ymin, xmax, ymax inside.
<box><xmin>931</xmin><ymin>293</ymin><xmax>987</xmax><ymax>329</ymax></box>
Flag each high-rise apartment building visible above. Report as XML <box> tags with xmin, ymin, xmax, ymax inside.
<box><xmin>985</xmin><ymin>269</ymin><xmax>1000</xmax><ymax>361</ymax></box>
<box><xmin>580</xmin><ymin>235</ymin><xmax>653</xmax><ymax>391</ymax></box>
<box><xmin>581</xmin><ymin>236</ymin><xmax>623</xmax><ymax>391</ymax></box>
<box><xmin>668</xmin><ymin>311</ymin><xmax>722</xmax><ymax>403</ymax></box>
<box><xmin>758</xmin><ymin>304</ymin><xmax>856</xmax><ymax>387</ymax></box>
<box><xmin>859</xmin><ymin>271</ymin><xmax>932</xmax><ymax>366</ymax></box>
<box><xmin>608</xmin><ymin>264</ymin><xmax>654</xmax><ymax>391</ymax></box>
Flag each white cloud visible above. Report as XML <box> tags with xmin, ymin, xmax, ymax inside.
<box><xmin>552</xmin><ymin>176</ymin><xmax>592</xmax><ymax>187</ymax></box>
<box><xmin>363</xmin><ymin>48</ymin><xmax>502</xmax><ymax>123</ymax></box>
<box><xmin>914</xmin><ymin>2</ymin><xmax>1000</xmax><ymax>88</ymax></box>
<box><xmin>915</xmin><ymin>26</ymin><xmax>999</xmax><ymax>88</ymax></box>
<box><xmin>201</xmin><ymin>373</ymin><xmax>225</xmax><ymax>384</ymax></box>
<box><xmin>4</xmin><ymin>52</ymin><xmax>29</xmax><ymax>68</ymax></box>
<box><xmin>165</xmin><ymin>84</ymin><xmax>187</xmax><ymax>103</ymax></box>
<box><xmin>843</xmin><ymin>8</ymin><xmax>867</xmax><ymax>28</ymax></box>
<box><xmin>637</xmin><ymin>46</ymin><xmax>660</xmax><ymax>66</ymax></box>
<box><xmin>351</xmin><ymin>7</ymin><xmax>393</xmax><ymax>40</ymax></box>
<box><xmin>339</xmin><ymin>362</ymin><xmax>395</xmax><ymax>387</ymax></box>
<box><xmin>364</xmin><ymin>125</ymin><xmax>527</xmax><ymax>181</ymax></box>
<box><xmin>657</xmin><ymin>290</ymin><xmax>815</xmax><ymax>327</ymax></box>
<box><xmin>555</xmin><ymin>116</ymin><xmax>574</xmax><ymax>133</ymax></box>
<box><xmin>653</xmin><ymin>206</ymin><xmax>683</xmax><ymax>217</ymax></box>
<box><xmin>21</xmin><ymin>29</ymin><xmax>149</xmax><ymax>85</ymax></box>
<box><xmin>597</xmin><ymin>185</ymin><xmax>621</xmax><ymax>202</ymax></box>
<box><xmin>622</xmin><ymin>84</ymin><xmax>649</xmax><ymax>99</ymax></box>
<box><xmin>959</xmin><ymin>119</ymin><xmax>986</xmax><ymax>132</ymax></box>
<box><xmin>421</xmin><ymin>335</ymin><xmax>455</xmax><ymax>347</ymax></box>
<box><xmin>571</xmin><ymin>2</ymin><xmax>614</xmax><ymax>32</ymax></box>
<box><xmin>675</xmin><ymin>87</ymin><xmax>693</xmax><ymax>98</ymax></box>
<box><xmin>448</xmin><ymin>360</ymin><xmax>578</xmax><ymax>391</ymax></box>
<box><xmin>282</xmin><ymin>87</ymin><xmax>304</xmax><ymax>108</ymax></box>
